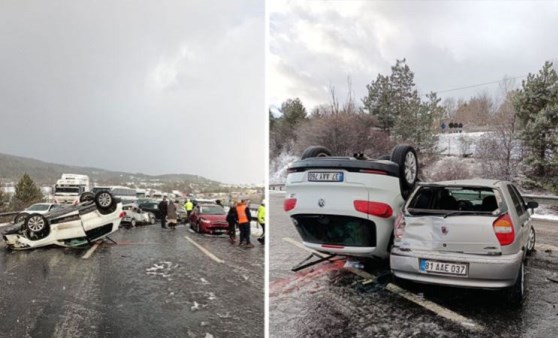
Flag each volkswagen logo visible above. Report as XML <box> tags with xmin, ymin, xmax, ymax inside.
<box><xmin>318</xmin><ymin>199</ymin><xmax>325</xmax><ymax>208</ymax></box>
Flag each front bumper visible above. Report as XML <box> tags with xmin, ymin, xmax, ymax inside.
<box><xmin>390</xmin><ymin>247</ymin><xmax>523</xmax><ymax>289</ymax></box>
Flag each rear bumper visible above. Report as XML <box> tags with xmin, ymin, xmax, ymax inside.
<box><xmin>390</xmin><ymin>247</ymin><xmax>523</xmax><ymax>289</ymax></box>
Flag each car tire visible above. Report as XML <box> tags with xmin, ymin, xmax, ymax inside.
<box><xmin>95</xmin><ymin>191</ymin><xmax>115</xmax><ymax>214</ymax></box>
<box><xmin>507</xmin><ymin>261</ymin><xmax>525</xmax><ymax>306</ymax></box>
<box><xmin>301</xmin><ymin>146</ymin><xmax>332</xmax><ymax>159</ymax></box>
<box><xmin>14</xmin><ymin>212</ymin><xmax>28</xmax><ymax>224</ymax></box>
<box><xmin>149</xmin><ymin>215</ymin><xmax>155</xmax><ymax>225</ymax></box>
<box><xmin>131</xmin><ymin>219</ymin><xmax>136</xmax><ymax>227</ymax></box>
<box><xmin>79</xmin><ymin>192</ymin><xmax>95</xmax><ymax>203</ymax></box>
<box><xmin>24</xmin><ymin>213</ymin><xmax>50</xmax><ymax>239</ymax></box>
<box><xmin>391</xmin><ymin>145</ymin><xmax>419</xmax><ymax>199</ymax></box>
<box><xmin>526</xmin><ymin>227</ymin><xmax>536</xmax><ymax>256</ymax></box>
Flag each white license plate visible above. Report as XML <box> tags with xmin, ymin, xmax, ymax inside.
<box><xmin>419</xmin><ymin>259</ymin><xmax>468</xmax><ymax>276</ymax></box>
<box><xmin>308</xmin><ymin>172</ymin><xmax>344</xmax><ymax>182</ymax></box>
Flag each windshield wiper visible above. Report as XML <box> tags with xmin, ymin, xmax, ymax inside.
<box><xmin>442</xmin><ymin>211</ymin><xmax>493</xmax><ymax>218</ymax></box>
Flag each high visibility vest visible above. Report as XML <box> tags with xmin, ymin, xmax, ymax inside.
<box><xmin>257</xmin><ymin>205</ymin><xmax>265</xmax><ymax>224</ymax></box>
<box><xmin>236</xmin><ymin>205</ymin><xmax>249</xmax><ymax>224</ymax></box>
<box><xmin>185</xmin><ymin>201</ymin><xmax>193</xmax><ymax>211</ymax></box>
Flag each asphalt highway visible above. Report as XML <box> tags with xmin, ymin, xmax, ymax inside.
<box><xmin>0</xmin><ymin>222</ymin><xmax>264</xmax><ymax>338</ymax></box>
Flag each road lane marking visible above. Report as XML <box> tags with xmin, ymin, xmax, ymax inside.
<box><xmin>281</xmin><ymin>237</ymin><xmax>484</xmax><ymax>332</ymax></box>
<box><xmin>184</xmin><ymin>236</ymin><xmax>224</xmax><ymax>264</ymax></box>
<box><xmin>81</xmin><ymin>241</ymin><xmax>101</xmax><ymax>259</ymax></box>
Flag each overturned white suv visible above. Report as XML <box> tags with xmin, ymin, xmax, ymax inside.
<box><xmin>284</xmin><ymin>145</ymin><xmax>419</xmax><ymax>259</ymax></box>
<box><xmin>2</xmin><ymin>191</ymin><xmax>124</xmax><ymax>250</ymax></box>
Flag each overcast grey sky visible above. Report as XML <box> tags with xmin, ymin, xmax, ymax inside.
<box><xmin>269</xmin><ymin>0</ymin><xmax>558</xmax><ymax>111</ymax></box>
<box><xmin>0</xmin><ymin>0</ymin><xmax>264</xmax><ymax>185</ymax></box>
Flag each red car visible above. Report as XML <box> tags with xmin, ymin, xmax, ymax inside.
<box><xmin>189</xmin><ymin>203</ymin><xmax>228</xmax><ymax>234</ymax></box>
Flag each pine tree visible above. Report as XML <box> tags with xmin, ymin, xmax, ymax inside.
<box><xmin>513</xmin><ymin>61</ymin><xmax>558</xmax><ymax>188</ymax></box>
<box><xmin>10</xmin><ymin>173</ymin><xmax>44</xmax><ymax>210</ymax></box>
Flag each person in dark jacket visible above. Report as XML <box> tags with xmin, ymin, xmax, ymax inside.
<box><xmin>158</xmin><ymin>196</ymin><xmax>168</xmax><ymax>229</ymax></box>
<box><xmin>226</xmin><ymin>204</ymin><xmax>237</xmax><ymax>243</ymax></box>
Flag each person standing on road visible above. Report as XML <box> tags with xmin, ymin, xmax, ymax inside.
<box><xmin>167</xmin><ymin>200</ymin><xmax>178</xmax><ymax>229</ymax></box>
<box><xmin>236</xmin><ymin>200</ymin><xmax>253</xmax><ymax>248</ymax></box>
<box><xmin>257</xmin><ymin>200</ymin><xmax>265</xmax><ymax>245</ymax></box>
<box><xmin>158</xmin><ymin>196</ymin><xmax>169</xmax><ymax>229</ymax></box>
<box><xmin>184</xmin><ymin>199</ymin><xmax>194</xmax><ymax>223</ymax></box>
<box><xmin>226</xmin><ymin>202</ymin><xmax>238</xmax><ymax>244</ymax></box>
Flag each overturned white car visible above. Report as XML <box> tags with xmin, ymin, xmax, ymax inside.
<box><xmin>2</xmin><ymin>191</ymin><xmax>124</xmax><ymax>250</ymax></box>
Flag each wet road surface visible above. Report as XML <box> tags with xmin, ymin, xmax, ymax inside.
<box><xmin>0</xmin><ymin>222</ymin><xmax>264</xmax><ymax>337</ymax></box>
<box><xmin>269</xmin><ymin>191</ymin><xmax>558</xmax><ymax>338</ymax></box>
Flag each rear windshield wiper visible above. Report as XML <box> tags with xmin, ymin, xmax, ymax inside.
<box><xmin>442</xmin><ymin>211</ymin><xmax>493</xmax><ymax>218</ymax></box>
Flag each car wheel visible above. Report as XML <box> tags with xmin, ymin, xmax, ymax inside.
<box><xmin>526</xmin><ymin>227</ymin><xmax>536</xmax><ymax>256</ymax></box>
<box><xmin>24</xmin><ymin>213</ymin><xmax>50</xmax><ymax>240</ymax></box>
<box><xmin>95</xmin><ymin>191</ymin><xmax>115</xmax><ymax>214</ymax></box>
<box><xmin>14</xmin><ymin>212</ymin><xmax>28</xmax><ymax>224</ymax></box>
<box><xmin>507</xmin><ymin>261</ymin><xmax>525</xmax><ymax>306</ymax></box>
<box><xmin>131</xmin><ymin>219</ymin><xmax>136</xmax><ymax>227</ymax></box>
<box><xmin>391</xmin><ymin>145</ymin><xmax>418</xmax><ymax>199</ymax></box>
<box><xmin>79</xmin><ymin>192</ymin><xmax>95</xmax><ymax>203</ymax></box>
<box><xmin>301</xmin><ymin>146</ymin><xmax>332</xmax><ymax>159</ymax></box>
<box><xmin>149</xmin><ymin>215</ymin><xmax>155</xmax><ymax>225</ymax></box>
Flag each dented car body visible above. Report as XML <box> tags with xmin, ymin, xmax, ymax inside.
<box><xmin>2</xmin><ymin>191</ymin><xmax>124</xmax><ymax>250</ymax></box>
<box><xmin>390</xmin><ymin>179</ymin><xmax>537</xmax><ymax>303</ymax></box>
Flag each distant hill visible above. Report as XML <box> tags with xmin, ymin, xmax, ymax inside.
<box><xmin>0</xmin><ymin>152</ymin><xmax>225</xmax><ymax>191</ymax></box>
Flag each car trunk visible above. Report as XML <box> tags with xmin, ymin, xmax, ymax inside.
<box><xmin>401</xmin><ymin>215</ymin><xmax>502</xmax><ymax>255</ymax></box>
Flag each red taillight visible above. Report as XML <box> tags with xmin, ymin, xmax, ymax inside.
<box><xmin>394</xmin><ymin>213</ymin><xmax>406</xmax><ymax>239</ymax></box>
<box><xmin>354</xmin><ymin>200</ymin><xmax>393</xmax><ymax>218</ymax></box>
<box><xmin>284</xmin><ymin>198</ymin><xmax>297</xmax><ymax>212</ymax></box>
<box><xmin>493</xmin><ymin>213</ymin><xmax>515</xmax><ymax>246</ymax></box>
<box><xmin>358</xmin><ymin>169</ymin><xmax>387</xmax><ymax>175</ymax></box>
<box><xmin>119</xmin><ymin>211</ymin><xmax>126</xmax><ymax>218</ymax></box>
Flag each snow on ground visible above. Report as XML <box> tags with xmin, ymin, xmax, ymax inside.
<box><xmin>270</xmin><ymin>151</ymin><xmax>298</xmax><ymax>184</ymax></box>
<box><xmin>437</xmin><ymin>131</ymin><xmax>487</xmax><ymax>156</ymax></box>
<box><xmin>532</xmin><ymin>204</ymin><xmax>558</xmax><ymax>221</ymax></box>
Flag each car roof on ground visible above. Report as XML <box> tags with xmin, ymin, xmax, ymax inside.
<box><xmin>419</xmin><ymin>179</ymin><xmax>505</xmax><ymax>187</ymax></box>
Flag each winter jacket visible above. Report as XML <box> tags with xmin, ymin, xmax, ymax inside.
<box><xmin>226</xmin><ymin>207</ymin><xmax>237</xmax><ymax>224</ymax></box>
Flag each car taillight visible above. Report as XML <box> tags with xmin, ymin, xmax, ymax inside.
<box><xmin>394</xmin><ymin>213</ymin><xmax>406</xmax><ymax>240</ymax></box>
<box><xmin>493</xmin><ymin>213</ymin><xmax>515</xmax><ymax>246</ymax></box>
<box><xmin>284</xmin><ymin>198</ymin><xmax>297</xmax><ymax>212</ymax></box>
<box><xmin>119</xmin><ymin>211</ymin><xmax>126</xmax><ymax>218</ymax></box>
<box><xmin>353</xmin><ymin>200</ymin><xmax>393</xmax><ymax>218</ymax></box>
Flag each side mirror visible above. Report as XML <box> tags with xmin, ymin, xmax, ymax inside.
<box><xmin>526</xmin><ymin>201</ymin><xmax>538</xmax><ymax>211</ymax></box>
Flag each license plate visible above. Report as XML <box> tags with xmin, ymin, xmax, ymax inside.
<box><xmin>308</xmin><ymin>172</ymin><xmax>344</xmax><ymax>182</ymax></box>
<box><xmin>419</xmin><ymin>259</ymin><xmax>468</xmax><ymax>276</ymax></box>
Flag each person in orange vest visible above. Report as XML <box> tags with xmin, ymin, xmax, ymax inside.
<box><xmin>236</xmin><ymin>199</ymin><xmax>253</xmax><ymax>248</ymax></box>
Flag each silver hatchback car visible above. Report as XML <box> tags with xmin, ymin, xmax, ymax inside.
<box><xmin>390</xmin><ymin>179</ymin><xmax>538</xmax><ymax>304</ymax></box>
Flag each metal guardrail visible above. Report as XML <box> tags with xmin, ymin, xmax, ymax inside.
<box><xmin>0</xmin><ymin>211</ymin><xmax>18</xmax><ymax>218</ymax></box>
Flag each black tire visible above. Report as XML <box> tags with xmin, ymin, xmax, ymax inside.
<box><xmin>79</xmin><ymin>192</ymin><xmax>95</xmax><ymax>203</ymax></box>
<box><xmin>526</xmin><ymin>227</ymin><xmax>536</xmax><ymax>256</ymax></box>
<box><xmin>95</xmin><ymin>191</ymin><xmax>115</xmax><ymax>214</ymax></box>
<box><xmin>507</xmin><ymin>262</ymin><xmax>525</xmax><ymax>306</ymax></box>
<box><xmin>24</xmin><ymin>213</ymin><xmax>50</xmax><ymax>237</ymax></box>
<box><xmin>378</xmin><ymin>155</ymin><xmax>391</xmax><ymax>161</ymax></box>
<box><xmin>301</xmin><ymin>146</ymin><xmax>332</xmax><ymax>159</ymax></box>
<box><xmin>14</xmin><ymin>212</ymin><xmax>28</xmax><ymax>224</ymax></box>
<box><xmin>391</xmin><ymin>145</ymin><xmax>419</xmax><ymax>198</ymax></box>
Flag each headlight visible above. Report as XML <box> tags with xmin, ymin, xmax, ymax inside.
<box><xmin>201</xmin><ymin>218</ymin><xmax>211</xmax><ymax>223</ymax></box>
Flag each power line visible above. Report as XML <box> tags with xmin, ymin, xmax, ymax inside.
<box><xmin>434</xmin><ymin>75</ymin><xmax>527</xmax><ymax>94</ymax></box>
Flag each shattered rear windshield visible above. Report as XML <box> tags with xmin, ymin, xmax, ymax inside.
<box><xmin>407</xmin><ymin>186</ymin><xmax>503</xmax><ymax>215</ymax></box>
